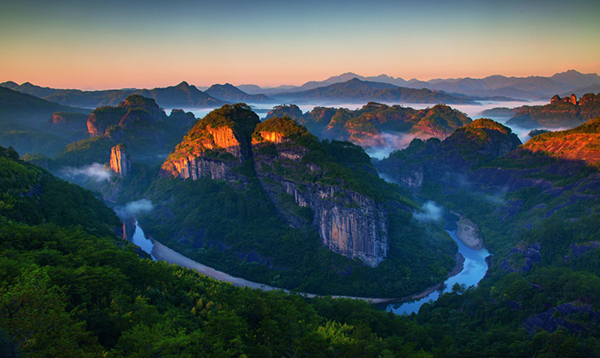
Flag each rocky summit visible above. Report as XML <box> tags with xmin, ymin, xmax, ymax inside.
<box><xmin>160</xmin><ymin>106</ymin><xmax>394</xmax><ymax>267</ymax></box>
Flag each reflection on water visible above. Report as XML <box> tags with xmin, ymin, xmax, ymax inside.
<box><xmin>131</xmin><ymin>221</ymin><xmax>156</xmax><ymax>260</ymax></box>
<box><xmin>387</xmin><ymin>230</ymin><xmax>490</xmax><ymax>315</ymax></box>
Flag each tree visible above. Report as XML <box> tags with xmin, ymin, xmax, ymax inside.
<box><xmin>0</xmin><ymin>266</ymin><xmax>100</xmax><ymax>357</ymax></box>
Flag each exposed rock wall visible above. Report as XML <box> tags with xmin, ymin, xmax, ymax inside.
<box><xmin>262</xmin><ymin>176</ymin><xmax>388</xmax><ymax>267</ymax></box>
<box><xmin>162</xmin><ymin>155</ymin><xmax>242</xmax><ymax>182</ymax></box>
<box><xmin>110</xmin><ymin>144</ymin><xmax>131</xmax><ymax>178</ymax></box>
<box><xmin>206</xmin><ymin>126</ymin><xmax>243</xmax><ymax>158</ymax></box>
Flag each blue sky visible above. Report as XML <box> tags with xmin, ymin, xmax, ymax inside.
<box><xmin>1</xmin><ymin>0</ymin><xmax>599</xmax><ymax>89</ymax></box>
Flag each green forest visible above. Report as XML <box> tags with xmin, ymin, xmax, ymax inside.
<box><xmin>3</xmin><ymin>143</ymin><xmax>599</xmax><ymax>357</ymax></box>
<box><xmin>2</xmin><ymin>88</ymin><xmax>600</xmax><ymax>356</ymax></box>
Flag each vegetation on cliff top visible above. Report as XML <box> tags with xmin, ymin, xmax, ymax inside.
<box><xmin>507</xmin><ymin>92</ymin><xmax>600</xmax><ymax>129</ymax></box>
<box><xmin>3</xmin><ymin>142</ymin><xmax>600</xmax><ymax>357</ymax></box>
<box><xmin>142</xmin><ymin>108</ymin><xmax>457</xmax><ymax>296</ymax></box>
<box><xmin>267</xmin><ymin>102</ymin><xmax>472</xmax><ymax>146</ymax></box>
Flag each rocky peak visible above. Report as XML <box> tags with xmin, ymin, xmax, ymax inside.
<box><xmin>569</xmin><ymin>93</ymin><xmax>578</xmax><ymax>105</ymax></box>
<box><xmin>160</xmin><ymin>104</ymin><xmax>260</xmax><ymax>180</ymax></box>
<box><xmin>265</xmin><ymin>104</ymin><xmax>304</xmax><ymax>122</ymax></box>
<box><xmin>87</xmin><ymin>95</ymin><xmax>167</xmax><ymax>138</ymax></box>
<box><xmin>110</xmin><ymin>143</ymin><xmax>131</xmax><ymax>178</ymax></box>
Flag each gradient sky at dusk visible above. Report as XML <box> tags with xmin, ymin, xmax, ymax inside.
<box><xmin>1</xmin><ymin>0</ymin><xmax>599</xmax><ymax>89</ymax></box>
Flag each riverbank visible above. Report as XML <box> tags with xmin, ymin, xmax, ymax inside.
<box><xmin>151</xmin><ymin>239</ymin><xmax>400</xmax><ymax>304</ymax></box>
<box><xmin>151</xmin><ymin>237</ymin><xmax>467</xmax><ymax>305</ymax></box>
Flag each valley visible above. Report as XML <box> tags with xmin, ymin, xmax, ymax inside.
<box><xmin>1</xmin><ymin>77</ymin><xmax>600</xmax><ymax>356</ymax></box>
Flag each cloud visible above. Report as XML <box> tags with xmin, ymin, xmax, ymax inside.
<box><xmin>364</xmin><ymin>132</ymin><xmax>418</xmax><ymax>160</ymax></box>
<box><xmin>413</xmin><ymin>201</ymin><xmax>443</xmax><ymax>223</ymax></box>
<box><xmin>59</xmin><ymin>163</ymin><xmax>113</xmax><ymax>182</ymax></box>
<box><xmin>115</xmin><ymin>199</ymin><xmax>154</xmax><ymax>219</ymax></box>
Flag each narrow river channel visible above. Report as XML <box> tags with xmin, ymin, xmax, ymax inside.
<box><xmin>387</xmin><ymin>227</ymin><xmax>491</xmax><ymax>314</ymax></box>
<box><xmin>125</xmin><ymin>211</ymin><xmax>490</xmax><ymax>313</ymax></box>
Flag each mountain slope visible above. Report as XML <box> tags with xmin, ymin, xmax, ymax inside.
<box><xmin>506</xmin><ymin>92</ymin><xmax>600</xmax><ymax>129</ymax></box>
<box><xmin>205</xmin><ymin>83</ymin><xmax>274</xmax><ymax>103</ymax></box>
<box><xmin>0</xmin><ymin>81</ymin><xmax>225</xmax><ymax>109</ymax></box>
<box><xmin>0</xmin><ymin>87</ymin><xmax>92</xmax><ymax>155</ymax></box>
<box><xmin>148</xmin><ymin>104</ymin><xmax>457</xmax><ymax>296</ymax></box>
<box><xmin>275</xmin><ymin>78</ymin><xmax>475</xmax><ymax>104</ymax></box>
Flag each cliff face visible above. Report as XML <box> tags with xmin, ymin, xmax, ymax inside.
<box><xmin>251</xmin><ymin>117</ymin><xmax>389</xmax><ymax>267</ymax></box>
<box><xmin>268</xmin><ymin>178</ymin><xmax>389</xmax><ymax>267</ymax></box>
<box><xmin>376</xmin><ymin>119</ymin><xmax>522</xmax><ymax>191</ymax></box>
<box><xmin>162</xmin><ymin>155</ymin><xmax>242</xmax><ymax>182</ymax></box>
<box><xmin>159</xmin><ymin>104</ymin><xmax>259</xmax><ymax>182</ymax></box>
<box><xmin>160</xmin><ymin>111</ymin><xmax>392</xmax><ymax>267</ymax></box>
<box><xmin>110</xmin><ymin>143</ymin><xmax>132</xmax><ymax>178</ymax></box>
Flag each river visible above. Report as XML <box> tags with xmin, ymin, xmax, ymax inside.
<box><xmin>129</xmin><ymin>221</ymin><xmax>156</xmax><ymax>260</ymax></box>
<box><xmin>386</xmin><ymin>215</ymin><xmax>491</xmax><ymax>315</ymax></box>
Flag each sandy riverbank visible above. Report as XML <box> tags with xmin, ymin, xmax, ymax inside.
<box><xmin>151</xmin><ymin>239</ymin><xmax>400</xmax><ymax>304</ymax></box>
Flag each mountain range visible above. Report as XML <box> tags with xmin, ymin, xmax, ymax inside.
<box><xmin>5</xmin><ymin>69</ymin><xmax>597</xmax><ymax>111</ymax></box>
<box><xmin>3</xmin><ymin>85</ymin><xmax>600</xmax><ymax>356</ymax></box>
<box><xmin>242</xmin><ymin>70</ymin><xmax>600</xmax><ymax>101</ymax></box>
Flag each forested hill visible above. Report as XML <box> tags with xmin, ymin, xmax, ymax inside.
<box><xmin>265</xmin><ymin>102</ymin><xmax>472</xmax><ymax>149</ymax></box>
<box><xmin>147</xmin><ymin>104</ymin><xmax>457</xmax><ymax>296</ymax></box>
<box><xmin>275</xmin><ymin>78</ymin><xmax>477</xmax><ymax>104</ymax></box>
<box><xmin>0</xmin><ymin>144</ymin><xmax>434</xmax><ymax>356</ymax></box>
<box><xmin>3</xmin><ymin>109</ymin><xmax>600</xmax><ymax>356</ymax></box>
<box><xmin>0</xmin><ymin>81</ymin><xmax>225</xmax><ymax>109</ymax></box>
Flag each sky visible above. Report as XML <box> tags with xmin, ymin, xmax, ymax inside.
<box><xmin>1</xmin><ymin>0</ymin><xmax>599</xmax><ymax>89</ymax></box>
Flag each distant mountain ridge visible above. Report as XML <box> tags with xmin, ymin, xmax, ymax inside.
<box><xmin>0</xmin><ymin>81</ymin><xmax>226</xmax><ymax>109</ymax></box>
<box><xmin>4</xmin><ymin>69</ymin><xmax>599</xmax><ymax>109</ymax></box>
<box><xmin>274</xmin><ymin>78</ymin><xmax>476</xmax><ymax>104</ymax></box>
<box><xmin>240</xmin><ymin>70</ymin><xmax>600</xmax><ymax>101</ymax></box>
<box><xmin>205</xmin><ymin>83</ymin><xmax>274</xmax><ymax>103</ymax></box>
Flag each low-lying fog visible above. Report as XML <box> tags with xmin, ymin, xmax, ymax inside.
<box><xmin>178</xmin><ymin>99</ymin><xmax>556</xmax><ymax>160</ymax></box>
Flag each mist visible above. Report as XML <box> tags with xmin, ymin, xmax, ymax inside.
<box><xmin>413</xmin><ymin>201</ymin><xmax>444</xmax><ymax>223</ymax></box>
<box><xmin>115</xmin><ymin>199</ymin><xmax>154</xmax><ymax>219</ymax></box>
<box><xmin>59</xmin><ymin>163</ymin><xmax>113</xmax><ymax>182</ymax></box>
<box><xmin>364</xmin><ymin>132</ymin><xmax>418</xmax><ymax>160</ymax></box>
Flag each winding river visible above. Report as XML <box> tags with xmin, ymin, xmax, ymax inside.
<box><xmin>125</xmin><ymin>213</ymin><xmax>490</xmax><ymax>312</ymax></box>
<box><xmin>386</xmin><ymin>227</ymin><xmax>490</xmax><ymax>314</ymax></box>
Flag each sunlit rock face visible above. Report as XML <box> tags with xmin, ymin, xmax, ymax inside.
<box><xmin>251</xmin><ymin>117</ymin><xmax>389</xmax><ymax>267</ymax></box>
<box><xmin>110</xmin><ymin>143</ymin><xmax>131</xmax><ymax>178</ymax></box>
<box><xmin>159</xmin><ymin>124</ymin><xmax>247</xmax><ymax>182</ymax></box>
<box><xmin>268</xmin><ymin>178</ymin><xmax>389</xmax><ymax>267</ymax></box>
<box><xmin>206</xmin><ymin>126</ymin><xmax>243</xmax><ymax>158</ymax></box>
<box><xmin>159</xmin><ymin>104</ymin><xmax>258</xmax><ymax>181</ymax></box>
<box><xmin>161</xmin><ymin>107</ymin><xmax>390</xmax><ymax>267</ymax></box>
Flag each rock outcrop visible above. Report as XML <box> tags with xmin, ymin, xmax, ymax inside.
<box><xmin>266</xmin><ymin>178</ymin><xmax>389</xmax><ymax>267</ymax></box>
<box><xmin>252</xmin><ymin>116</ymin><xmax>389</xmax><ymax>267</ymax></box>
<box><xmin>375</xmin><ymin>118</ymin><xmax>522</xmax><ymax>191</ymax></box>
<box><xmin>507</xmin><ymin>92</ymin><xmax>600</xmax><ymax>129</ymax></box>
<box><xmin>160</xmin><ymin>104</ymin><xmax>260</xmax><ymax>182</ymax></box>
<box><xmin>110</xmin><ymin>143</ymin><xmax>131</xmax><ymax>178</ymax></box>
<box><xmin>161</xmin><ymin>111</ymin><xmax>392</xmax><ymax>267</ymax></box>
